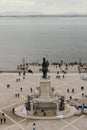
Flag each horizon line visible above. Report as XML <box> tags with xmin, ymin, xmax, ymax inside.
<box><xmin>0</xmin><ymin>14</ymin><xmax>87</xmax><ymax>17</ymax></box>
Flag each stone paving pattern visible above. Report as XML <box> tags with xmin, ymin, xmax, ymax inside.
<box><xmin>0</xmin><ymin>65</ymin><xmax>87</xmax><ymax>130</ymax></box>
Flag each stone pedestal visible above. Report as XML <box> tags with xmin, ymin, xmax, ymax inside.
<box><xmin>40</xmin><ymin>79</ymin><xmax>52</xmax><ymax>97</ymax></box>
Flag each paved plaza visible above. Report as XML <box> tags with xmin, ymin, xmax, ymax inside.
<box><xmin>0</xmin><ymin>65</ymin><xmax>87</xmax><ymax>130</ymax></box>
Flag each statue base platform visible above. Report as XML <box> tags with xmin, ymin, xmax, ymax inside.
<box><xmin>15</xmin><ymin>104</ymin><xmax>77</xmax><ymax>119</ymax></box>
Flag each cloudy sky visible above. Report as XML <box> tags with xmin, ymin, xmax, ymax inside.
<box><xmin>0</xmin><ymin>0</ymin><xmax>87</xmax><ymax>15</ymax></box>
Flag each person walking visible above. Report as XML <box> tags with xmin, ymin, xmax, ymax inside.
<box><xmin>20</xmin><ymin>87</ymin><xmax>22</xmax><ymax>92</ymax></box>
<box><xmin>30</xmin><ymin>88</ymin><xmax>33</xmax><ymax>93</ymax></box>
<box><xmin>3</xmin><ymin>118</ymin><xmax>6</xmax><ymax>123</ymax></box>
<box><xmin>18</xmin><ymin>93</ymin><xmax>20</xmax><ymax>98</ymax></box>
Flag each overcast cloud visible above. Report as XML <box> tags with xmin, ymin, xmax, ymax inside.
<box><xmin>0</xmin><ymin>0</ymin><xmax>87</xmax><ymax>15</ymax></box>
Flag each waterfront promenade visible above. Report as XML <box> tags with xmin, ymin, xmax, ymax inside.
<box><xmin>0</xmin><ymin>65</ymin><xmax>87</xmax><ymax>130</ymax></box>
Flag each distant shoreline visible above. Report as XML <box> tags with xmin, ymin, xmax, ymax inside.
<box><xmin>0</xmin><ymin>14</ymin><xmax>87</xmax><ymax>18</ymax></box>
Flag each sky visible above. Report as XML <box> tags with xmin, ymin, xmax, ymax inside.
<box><xmin>0</xmin><ymin>0</ymin><xmax>87</xmax><ymax>15</ymax></box>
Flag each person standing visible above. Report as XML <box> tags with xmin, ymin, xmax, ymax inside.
<box><xmin>32</xmin><ymin>123</ymin><xmax>36</xmax><ymax>130</ymax></box>
<box><xmin>0</xmin><ymin>118</ymin><xmax>2</xmax><ymax>124</ymax></box>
